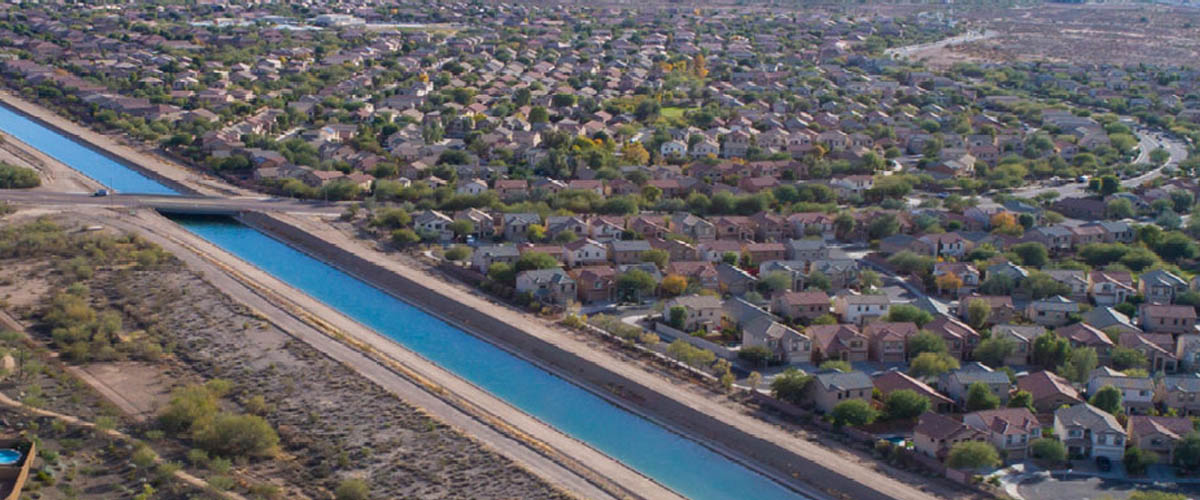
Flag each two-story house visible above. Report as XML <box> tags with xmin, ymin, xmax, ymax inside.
<box><xmin>663</xmin><ymin>294</ymin><xmax>725</xmax><ymax>332</ymax></box>
<box><xmin>741</xmin><ymin>316</ymin><xmax>812</xmax><ymax>365</ymax></box>
<box><xmin>990</xmin><ymin>325</ymin><xmax>1047</xmax><ymax>365</ymax></box>
<box><xmin>771</xmin><ymin>291</ymin><xmax>831</xmax><ymax>323</ymax></box>
<box><xmin>1088</xmin><ymin>372</ymin><xmax>1156</xmax><ymax>415</ymax></box>
<box><xmin>1057</xmin><ymin>322</ymin><xmax>1117</xmax><ymax>364</ymax></box>
<box><xmin>963</xmin><ymin>408</ymin><xmax>1041</xmax><ymax>460</ymax></box>
<box><xmin>942</xmin><ymin>362</ymin><xmax>1012</xmax><ymax>407</ymax></box>
<box><xmin>874</xmin><ymin>371</ymin><xmax>955</xmax><ymax>413</ymax></box>
<box><xmin>1127</xmin><ymin>415</ymin><xmax>1194</xmax><ymax>463</ymax></box>
<box><xmin>609</xmin><ymin>239</ymin><xmax>653</xmax><ymax>265</ymax></box>
<box><xmin>1139</xmin><ymin>269</ymin><xmax>1188</xmax><ymax>305</ymax></box>
<box><xmin>515</xmin><ymin>269</ymin><xmax>576</xmax><ymax>305</ymax></box>
<box><xmin>571</xmin><ymin>266</ymin><xmax>617</xmax><ymax>304</ymax></box>
<box><xmin>413</xmin><ymin>210</ymin><xmax>454</xmax><ymax>241</ymax></box>
<box><xmin>471</xmin><ymin>245</ymin><xmax>520</xmax><ymax>273</ymax></box>
<box><xmin>832</xmin><ymin>293</ymin><xmax>891</xmax><ymax>326</ymax></box>
<box><xmin>1139</xmin><ymin>304</ymin><xmax>1197</xmax><ymax>334</ymax></box>
<box><xmin>1054</xmin><ymin>403</ymin><xmax>1126</xmax><ymax>462</ymax></box>
<box><xmin>1016</xmin><ymin>370</ymin><xmax>1082</xmax><ymax>413</ymax></box>
<box><xmin>808</xmin><ymin>370</ymin><xmax>873</xmax><ymax>414</ymax></box>
<box><xmin>1044</xmin><ymin>270</ymin><xmax>1089</xmax><ymax>302</ymax></box>
<box><xmin>1158</xmin><ymin>375</ymin><xmax>1200</xmax><ymax>416</ymax></box>
<box><xmin>1089</xmin><ymin>271</ymin><xmax>1135</xmax><ymax>306</ymax></box>
<box><xmin>914</xmin><ymin>412</ymin><xmax>988</xmax><ymax>460</ymax></box>
<box><xmin>1026</xmin><ymin>296</ymin><xmax>1079</xmax><ymax>327</ymax></box>
<box><xmin>864</xmin><ymin>322</ymin><xmax>918</xmax><ymax>364</ymax></box>
<box><xmin>807</xmin><ymin>324</ymin><xmax>869</xmax><ymax>362</ymax></box>
<box><xmin>924</xmin><ymin>315</ymin><xmax>981</xmax><ymax>361</ymax></box>
<box><xmin>564</xmin><ymin>238</ymin><xmax>608</xmax><ymax>268</ymax></box>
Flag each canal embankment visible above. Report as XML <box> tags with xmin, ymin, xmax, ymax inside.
<box><xmin>243</xmin><ymin>212</ymin><xmax>936</xmax><ymax>500</ymax></box>
<box><xmin>0</xmin><ymin>92</ymin><xmax>209</xmax><ymax>196</ymax></box>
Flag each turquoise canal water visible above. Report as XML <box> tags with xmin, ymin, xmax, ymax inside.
<box><xmin>0</xmin><ymin>104</ymin><xmax>177</xmax><ymax>195</ymax></box>
<box><xmin>0</xmin><ymin>103</ymin><xmax>809</xmax><ymax>500</ymax></box>
<box><xmin>176</xmin><ymin>216</ymin><xmax>807</xmax><ymax>500</ymax></box>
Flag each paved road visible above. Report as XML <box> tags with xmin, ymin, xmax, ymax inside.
<box><xmin>978</xmin><ymin>128</ymin><xmax>1188</xmax><ymax>209</ymax></box>
<box><xmin>0</xmin><ymin>190</ymin><xmax>345</xmax><ymax>215</ymax></box>
<box><xmin>1017</xmin><ymin>474</ymin><xmax>1199</xmax><ymax>500</ymax></box>
<box><xmin>885</xmin><ymin>30</ymin><xmax>997</xmax><ymax>59</ymax></box>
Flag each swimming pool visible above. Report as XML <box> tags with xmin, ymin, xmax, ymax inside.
<box><xmin>0</xmin><ymin>449</ymin><xmax>22</xmax><ymax>465</ymax></box>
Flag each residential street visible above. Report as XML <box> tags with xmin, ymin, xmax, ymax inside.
<box><xmin>1017</xmin><ymin>474</ymin><xmax>1200</xmax><ymax>500</ymax></box>
<box><xmin>980</xmin><ymin>128</ymin><xmax>1189</xmax><ymax>208</ymax></box>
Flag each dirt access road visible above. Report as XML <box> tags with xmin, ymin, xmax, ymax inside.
<box><xmin>89</xmin><ymin>208</ymin><xmax>634</xmax><ymax>500</ymax></box>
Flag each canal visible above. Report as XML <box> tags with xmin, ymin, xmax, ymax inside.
<box><xmin>0</xmin><ymin>103</ymin><xmax>809</xmax><ymax>500</ymax></box>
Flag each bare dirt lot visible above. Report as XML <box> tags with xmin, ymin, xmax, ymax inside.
<box><xmin>934</xmin><ymin>4</ymin><xmax>1200</xmax><ymax>68</ymax></box>
<box><xmin>0</xmin><ymin>210</ymin><xmax>574</xmax><ymax>500</ymax></box>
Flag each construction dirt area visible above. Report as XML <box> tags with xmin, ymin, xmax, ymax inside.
<box><xmin>0</xmin><ymin>209</ymin><xmax>587</xmax><ymax>500</ymax></box>
<box><xmin>898</xmin><ymin>3</ymin><xmax>1200</xmax><ymax>69</ymax></box>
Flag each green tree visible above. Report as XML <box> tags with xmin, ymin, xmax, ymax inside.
<box><xmin>1124</xmin><ymin>447</ymin><xmax>1158</xmax><ymax>476</ymax></box>
<box><xmin>1011</xmin><ymin>242</ymin><xmax>1049</xmax><ymax>268</ymax></box>
<box><xmin>859</xmin><ymin>269</ymin><xmax>883</xmax><ymax>290</ymax></box>
<box><xmin>1107</xmin><ymin>198</ymin><xmax>1135</xmax><ymax>219</ymax></box>
<box><xmin>1089</xmin><ymin>385</ymin><xmax>1124</xmax><ymax>415</ymax></box>
<box><xmin>391</xmin><ymin>228</ymin><xmax>420</xmax><ymax>245</ymax></box>
<box><xmin>0</xmin><ymin>162</ymin><xmax>41</xmax><ymax>188</ymax></box>
<box><xmin>449</xmin><ymin>219</ymin><xmax>475</xmax><ymax>239</ymax></box>
<box><xmin>819</xmin><ymin>360</ymin><xmax>852</xmax><ymax>372</ymax></box>
<box><xmin>668</xmin><ymin>306</ymin><xmax>687</xmax><ymax>329</ymax></box>
<box><xmin>1110</xmin><ymin>346</ymin><xmax>1148</xmax><ymax>371</ymax></box>
<box><xmin>1031</xmin><ymin>438</ymin><xmax>1067</xmax><ymax>463</ymax></box>
<box><xmin>885</xmin><ymin>304</ymin><xmax>933</xmax><ymax>326</ymax></box>
<box><xmin>1155</xmin><ymin>232</ymin><xmax>1200</xmax><ymax>263</ymax></box>
<box><xmin>770</xmin><ymin>368</ymin><xmax>812</xmax><ymax>405</ymax></box>
<box><xmin>973</xmin><ymin>336</ymin><xmax>1016</xmax><ymax>368</ymax></box>
<box><xmin>528</xmin><ymin>106</ymin><xmax>549</xmax><ymax>123</ymax></box>
<box><xmin>1121</xmin><ymin>247</ymin><xmax>1162</xmax><ymax>272</ymax></box>
<box><xmin>640</xmin><ymin>249</ymin><xmax>670</xmax><ymax>269</ymax></box>
<box><xmin>371</xmin><ymin>208</ymin><xmax>411</xmax><ymax>228</ymax></box>
<box><xmin>335</xmin><ymin>478</ymin><xmax>370</xmax><ymax>500</ymax></box>
<box><xmin>1174</xmin><ymin>432</ymin><xmax>1200</xmax><ymax>471</ymax></box>
<box><xmin>830</xmin><ymin>399</ymin><xmax>878</xmax><ymax>427</ymax></box>
<box><xmin>487</xmin><ymin>262</ymin><xmax>515</xmax><ymax>284</ymax></box>
<box><xmin>966</xmin><ymin>298</ymin><xmax>992</xmax><ymax>329</ymax></box>
<box><xmin>1099</xmin><ymin>174</ymin><xmax>1121</xmax><ymax>196</ymax></box>
<box><xmin>515</xmin><ymin>252</ymin><xmax>558</xmax><ymax>271</ymax></box>
<box><xmin>888</xmin><ymin>251</ymin><xmax>936</xmax><ymax>276</ymax></box>
<box><xmin>1024</xmin><ymin>271</ymin><xmax>1073</xmax><ymax>299</ymax></box>
<box><xmin>867</xmin><ymin>213</ymin><xmax>900</xmax><ymax>239</ymax></box>
<box><xmin>738</xmin><ymin>345</ymin><xmax>774</xmax><ymax>367</ymax></box>
<box><xmin>160</xmin><ymin>385</ymin><xmax>218</xmax><ymax>433</ymax></box>
<box><xmin>884</xmin><ymin>389</ymin><xmax>931</xmax><ymax>420</ymax></box>
<box><xmin>525</xmin><ymin>223</ymin><xmax>548</xmax><ymax>242</ymax></box>
<box><xmin>908</xmin><ymin>352</ymin><xmax>960</xmax><ymax>378</ymax></box>
<box><xmin>757</xmin><ymin>271</ymin><xmax>792</xmax><ymax>295</ymax></box>
<box><xmin>907</xmin><ymin>331</ymin><xmax>947</xmax><ymax>357</ymax></box>
<box><xmin>194</xmin><ymin>413</ymin><xmax>280</xmax><ymax>458</ymax></box>
<box><xmin>1008</xmin><ymin>390</ymin><xmax>1034</xmax><ymax>411</ymax></box>
<box><xmin>966</xmin><ymin>381</ymin><xmax>1000</xmax><ymax>411</ymax></box>
<box><xmin>1032</xmin><ymin>333</ymin><xmax>1071</xmax><ymax>370</ymax></box>
<box><xmin>947</xmin><ymin>441</ymin><xmax>1000</xmax><ymax>470</ymax></box>
<box><xmin>1059</xmin><ymin>347</ymin><xmax>1098</xmax><ymax>384</ymax></box>
<box><xmin>443</xmin><ymin>245</ymin><xmax>471</xmax><ymax>261</ymax></box>
<box><xmin>618</xmin><ymin>269</ymin><xmax>657</xmax><ymax>302</ymax></box>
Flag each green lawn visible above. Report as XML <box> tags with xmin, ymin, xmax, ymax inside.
<box><xmin>660</xmin><ymin>107</ymin><xmax>696</xmax><ymax>119</ymax></box>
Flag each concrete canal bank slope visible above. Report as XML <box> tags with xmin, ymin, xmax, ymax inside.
<box><xmin>245</xmin><ymin>212</ymin><xmax>937</xmax><ymax>500</ymax></box>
